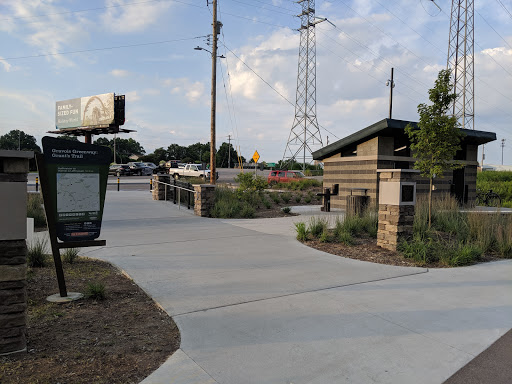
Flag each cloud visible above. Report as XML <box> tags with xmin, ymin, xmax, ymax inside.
<box><xmin>164</xmin><ymin>78</ymin><xmax>206</xmax><ymax>102</ymax></box>
<box><xmin>125</xmin><ymin>91</ymin><xmax>141</xmax><ymax>102</ymax></box>
<box><xmin>101</xmin><ymin>0</ymin><xmax>172</xmax><ymax>34</ymax></box>
<box><xmin>110</xmin><ymin>69</ymin><xmax>131</xmax><ymax>77</ymax></box>
<box><xmin>0</xmin><ymin>57</ymin><xmax>12</xmax><ymax>72</ymax></box>
<box><xmin>1</xmin><ymin>1</ymin><xmax>92</xmax><ymax>67</ymax></box>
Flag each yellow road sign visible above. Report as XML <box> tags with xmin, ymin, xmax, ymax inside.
<box><xmin>252</xmin><ymin>150</ymin><xmax>260</xmax><ymax>163</ymax></box>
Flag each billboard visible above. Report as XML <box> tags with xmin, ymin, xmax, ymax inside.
<box><xmin>56</xmin><ymin>93</ymin><xmax>115</xmax><ymax>129</ymax></box>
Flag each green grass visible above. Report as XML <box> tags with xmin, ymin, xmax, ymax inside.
<box><xmin>210</xmin><ymin>186</ymin><xmax>258</xmax><ymax>218</ymax></box>
<box><xmin>477</xmin><ymin>171</ymin><xmax>512</xmax><ymax>206</ymax></box>
<box><xmin>273</xmin><ymin>179</ymin><xmax>321</xmax><ymax>191</ymax></box>
<box><xmin>85</xmin><ymin>282</ymin><xmax>106</xmax><ymax>300</ymax></box>
<box><xmin>295</xmin><ymin>222</ymin><xmax>308</xmax><ymax>241</ymax></box>
<box><xmin>62</xmin><ymin>248</ymin><xmax>80</xmax><ymax>264</ymax></box>
<box><xmin>27</xmin><ymin>192</ymin><xmax>47</xmax><ymax>228</ymax></box>
<box><xmin>28</xmin><ymin>237</ymin><xmax>48</xmax><ymax>268</ymax></box>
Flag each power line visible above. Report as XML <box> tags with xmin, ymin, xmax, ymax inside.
<box><xmin>495</xmin><ymin>0</ymin><xmax>512</xmax><ymax>20</ymax></box>
<box><xmin>0</xmin><ymin>36</ymin><xmax>206</xmax><ymax>61</ymax></box>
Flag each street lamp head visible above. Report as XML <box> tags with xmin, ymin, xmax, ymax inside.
<box><xmin>219</xmin><ymin>55</ymin><xmax>226</xmax><ymax>59</ymax></box>
<box><xmin>194</xmin><ymin>46</ymin><xmax>203</xmax><ymax>51</ymax></box>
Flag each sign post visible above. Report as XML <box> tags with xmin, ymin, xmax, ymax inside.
<box><xmin>37</xmin><ymin>136</ymin><xmax>111</xmax><ymax>300</ymax></box>
<box><xmin>252</xmin><ymin>150</ymin><xmax>260</xmax><ymax>175</ymax></box>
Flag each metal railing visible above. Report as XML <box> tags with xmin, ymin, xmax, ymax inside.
<box><xmin>152</xmin><ymin>178</ymin><xmax>196</xmax><ymax>210</ymax></box>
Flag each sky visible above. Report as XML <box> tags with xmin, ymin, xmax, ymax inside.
<box><xmin>0</xmin><ymin>0</ymin><xmax>511</xmax><ymax>165</ymax></box>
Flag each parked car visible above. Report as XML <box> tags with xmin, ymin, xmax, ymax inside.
<box><xmin>143</xmin><ymin>162</ymin><xmax>158</xmax><ymax>169</ymax></box>
<box><xmin>267</xmin><ymin>170</ymin><xmax>305</xmax><ymax>185</ymax></box>
<box><xmin>109</xmin><ymin>164</ymin><xmax>133</xmax><ymax>176</ymax></box>
<box><xmin>168</xmin><ymin>163</ymin><xmax>218</xmax><ymax>180</ymax></box>
<box><xmin>127</xmin><ymin>162</ymin><xmax>153</xmax><ymax>176</ymax></box>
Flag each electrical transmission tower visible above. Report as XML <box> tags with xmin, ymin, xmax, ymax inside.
<box><xmin>447</xmin><ymin>0</ymin><xmax>475</xmax><ymax>130</ymax></box>
<box><xmin>282</xmin><ymin>0</ymin><xmax>324</xmax><ymax>170</ymax></box>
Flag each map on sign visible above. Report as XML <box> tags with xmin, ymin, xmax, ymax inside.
<box><xmin>252</xmin><ymin>150</ymin><xmax>260</xmax><ymax>163</ymax></box>
<box><xmin>56</xmin><ymin>173</ymin><xmax>100</xmax><ymax>213</ymax></box>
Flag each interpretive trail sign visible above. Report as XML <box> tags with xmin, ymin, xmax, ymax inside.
<box><xmin>41</xmin><ymin>136</ymin><xmax>110</xmax><ymax>242</ymax></box>
<box><xmin>37</xmin><ymin>137</ymin><xmax>111</xmax><ymax>298</ymax></box>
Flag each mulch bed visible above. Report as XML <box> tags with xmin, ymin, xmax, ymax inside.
<box><xmin>0</xmin><ymin>258</ymin><xmax>180</xmax><ymax>384</ymax></box>
<box><xmin>304</xmin><ymin>236</ymin><xmax>504</xmax><ymax>268</ymax></box>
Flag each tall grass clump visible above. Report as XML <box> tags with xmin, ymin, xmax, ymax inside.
<box><xmin>275</xmin><ymin>179</ymin><xmax>321</xmax><ymax>191</ymax></box>
<box><xmin>295</xmin><ymin>222</ymin><xmax>308</xmax><ymax>241</ymax></box>
<box><xmin>27</xmin><ymin>193</ymin><xmax>47</xmax><ymax>228</ymax></box>
<box><xmin>210</xmin><ymin>186</ymin><xmax>255</xmax><ymax>218</ymax></box>
<box><xmin>307</xmin><ymin>217</ymin><xmax>328</xmax><ymax>238</ymax></box>
<box><xmin>85</xmin><ymin>282</ymin><xmax>106</xmax><ymax>300</ymax></box>
<box><xmin>431</xmin><ymin>194</ymin><xmax>468</xmax><ymax>240</ymax></box>
<box><xmin>62</xmin><ymin>248</ymin><xmax>80</xmax><ymax>264</ymax></box>
<box><xmin>477</xmin><ymin>171</ymin><xmax>512</xmax><ymax>205</ymax></box>
<box><xmin>28</xmin><ymin>237</ymin><xmax>48</xmax><ymax>268</ymax></box>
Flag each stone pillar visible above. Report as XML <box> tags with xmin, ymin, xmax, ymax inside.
<box><xmin>152</xmin><ymin>175</ymin><xmax>171</xmax><ymax>201</ymax></box>
<box><xmin>0</xmin><ymin>150</ymin><xmax>33</xmax><ymax>355</ymax></box>
<box><xmin>193</xmin><ymin>184</ymin><xmax>216</xmax><ymax>217</ymax></box>
<box><xmin>376</xmin><ymin>169</ymin><xmax>418</xmax><ymax>251</ymax></box>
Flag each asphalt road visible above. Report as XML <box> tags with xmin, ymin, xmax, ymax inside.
<box><xmin>26</xmin><ymin>168</ymin><xmax>321</xmax><ymax>192</ymax></box>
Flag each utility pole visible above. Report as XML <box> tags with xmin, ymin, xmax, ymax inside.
<box><xmin>209</xmin><ymin>0</ymin><xmax>220</xmax><ymax>184</ymax></box>
<box><xmin>113</xmin><ymin>133</ymin><xmax>117</xmax><ymax>163</ymax></box>
<box><xmin>386</xmin><ymin>68</ymin><xmax>395</xmax><ymax>119</ymax></box>
<box><xmin>502</xmin><ymin>139</ymin><xmax>506</xmax><ymax>165</ymax></box>
<box><xmin>481</xmin><ymin>144</ymin><xmax>485</xmax><ymax>169</ymax></box>
<box><xmin>227</xmin><ymin>134</ymin><xmax>231</xmax><ymax>168</ymax></box>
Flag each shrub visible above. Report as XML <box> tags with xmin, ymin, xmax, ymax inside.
<box><xmin>263</xmin><ymin>198</ymin><xmax>272</xmax><ymax>209</ymax></box>
<box><xmin>337</xmin><ymin>231</ymin><xmax>354</xmax><ymax>245</ymax></box>
<box><xmin>295</xmin><ymin>194</ymin><xmax>302</xmax><ymax>203</ymax></box>
<box><xmin>281</xmin><ymin>192</ymin><xmax>291</xmax><ymax>204</ymax></box>
<box><xmin>28</xmin><ymin>237</ymin><xmax>48</xmax><ymax>268</ymax></box>
<box><xmin>398</xmin><ymin>235</ymin><xmax>440</xmax><ymax>265</ymax></box>
<box><xmin>62</xmin><ymin>248</ymin><xmax>80</xmax><ymax>264</ymax></box>
<box><xmin>319</xmin><ymin>230</ymin><xmax>331</xmax><ymax>243</ymax></box>
<box><xmin>304</xmin><ymin>195</ymin><xmax>312</xmax><ymax>204</ymax></box>
<box><xmin>235</xmin><ymin>172</ymin><xmax>267</xmax><ymax>192</ymax></box>
<box><xmin>85</xmin><ymin>282</ymin><xmax>106</xmax><ymax>300</ymax></box>
<box><xmin>445</xmin><ymin>244</ymin><xmax>482</xmax><ymax>266</ymax></box>
<box><xmin>270</xmin><ymin>192</ymin><xmax>281</xmax><ymax>204</ymax></box>
<box><xmin>27</xmin><ymin>193</ymin><xmax>47</xmax><ymax>228</ymax></box>
<box><xmin>240</xmin><ymin>204</ymin><xmax>255</xmax><ymax>218</ymax></box>
<box><xmin>295</xmin><ymin>222</ymin><xmax>308</xmax><ymax>241</ymax></box>
<box><xmin>308</xmin><ymin>217</ymin><xmax>328</xmax><ymax>238</ymax></box>
<box><xmin>282</xmin><ymin>207</ymin><xmax>291</xmax><ymax>214</ymax></box>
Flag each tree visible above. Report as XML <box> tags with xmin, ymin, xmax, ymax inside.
<box><xmin>405</xmin><ymin>69</ymin><xmax>465</xmax><ymax>228</ymax></box>
<box><xmin>94</xmin><ymin>137</ymin><xmax>145</xmax><ymax>163</ymax></box>
<box><xmin>0</xmin><ymin>130</ymin><xmax>41</xmax><ymax>152</ymax></box>
<box><xmin>167</xmin><ymin>143</ymin><xmax>187</xmax><ymax>160</ymax></box>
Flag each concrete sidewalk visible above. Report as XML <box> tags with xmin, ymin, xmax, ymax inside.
<box><xmin>83</xmin><ymin>191</ymin><xmax>512</xmax><ymax>384</ymax></box>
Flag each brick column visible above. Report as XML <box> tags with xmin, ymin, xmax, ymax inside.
<box><xmin>0</xmin><ymin>150</ymin><xmax>33</xmax><ymax>355</ymax></box>
<box><xmin>152</xmin><ymin>175</ymin><xmax>171</xmax><ymax>201</ymax></box>
<box><xmin>376</xmin><ymin>169</ymin><xmax>417</xmax><ymax>251</ymax></box>
<box><xmin>193</xmin><ymin>184</ymin><xmax>216</xmax><ymax>217</ymax></box>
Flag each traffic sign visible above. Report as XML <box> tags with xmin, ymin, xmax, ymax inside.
<box><xmin>252</xmin><ymin>150</ymin><xmax>260</xmax><ymax>163</ymax></box>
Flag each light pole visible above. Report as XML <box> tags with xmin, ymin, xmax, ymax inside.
<box><xmin>502</xmin><ymin>139</ymin><xmax>506</xmax><ymax>165</ymax></box>
<box><xmin>386</xmin><ymin>68</ymin><xmax>395</xmax><ymax>119</ymax></box>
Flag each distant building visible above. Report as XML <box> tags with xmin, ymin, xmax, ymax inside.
<box><xmin>312</xmin><ymin>118</ymin><xmax>496</xmax><ymax>209</ymax></box>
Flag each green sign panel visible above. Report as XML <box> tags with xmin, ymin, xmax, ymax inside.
<box><xmin>42</xmin><ymin>137</ymin><xmax>111</xmax><ymax>242</ymax></box>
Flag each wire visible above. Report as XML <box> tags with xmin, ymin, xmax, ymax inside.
<box><xmin>0</xmin><ymin>35</ymin><xmax>206</xmax><ymax>61</ymax></box>
<box><xmin>495</xmin><ymin>0</ymin><xmax>512</xmax><ymax>20</ymax></box>
<box><xmin>0</xmin><ymin>0</ymin><xmax>208</xmax><ymax>22</ymax></box>
<box><xmin>221</xmin><ymin>43</ymin><xmax>295</xmax><ymax>107</ymax></box>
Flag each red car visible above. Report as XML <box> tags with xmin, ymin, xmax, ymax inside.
<box><xmin>267</xmin><ymin>170</ymin><xmax>305</xmax><ymax>185</ymax></box>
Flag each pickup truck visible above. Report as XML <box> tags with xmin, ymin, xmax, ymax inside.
<box><xmin>168</xmin><ymin>163</ymin><xmax>217</xmax><ymax>180</ymax></box>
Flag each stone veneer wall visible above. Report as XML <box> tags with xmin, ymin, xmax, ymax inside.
<box><xmin>376</xmin><ymin>170</ymin><xmax>415</xmax><ymax>251</ymax></box>
<box><xmin>194</xmin><ymin>185</ymin><xmax>216</xmax><ymax>217</ymax></box>
<box><xmin>152</xmin><ymin>175</ymin><xmax>171</xmax><ymax>200</ymax></box>
<box><xmin>0</xmin><ymin>151</ymin><xmax>32</xmax><ymax>355</ymax></box>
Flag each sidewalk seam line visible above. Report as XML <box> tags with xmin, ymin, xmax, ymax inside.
<box><xmin>180</xmin><ymin>349</ymin><xmax>221</xmax><ymax>383</ymax></box>
<box><xmin>173</xmin><ymin>269</ymin><xmax>429</xmax><ymax>317</ymax></box>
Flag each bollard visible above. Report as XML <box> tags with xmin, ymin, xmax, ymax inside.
<box><xmin>150</xmin><ymin>178</ymin><xmax>153</xmax><ymax>191</ymax></box>
<box><xmin>35</xmin><ymin>176</ymin><xmax>39</xmax><ymax>192</ymax></box>
<box><xmin>117</xmin><ymin>177</ymin><xmax>120</xmax><ymax>191</ymax></box>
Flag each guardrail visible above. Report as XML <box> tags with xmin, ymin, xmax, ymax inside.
<box><xmin>152</xmin><ymin>178</ymin><xmax>195</xmax><ymax>210</ymax></box>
